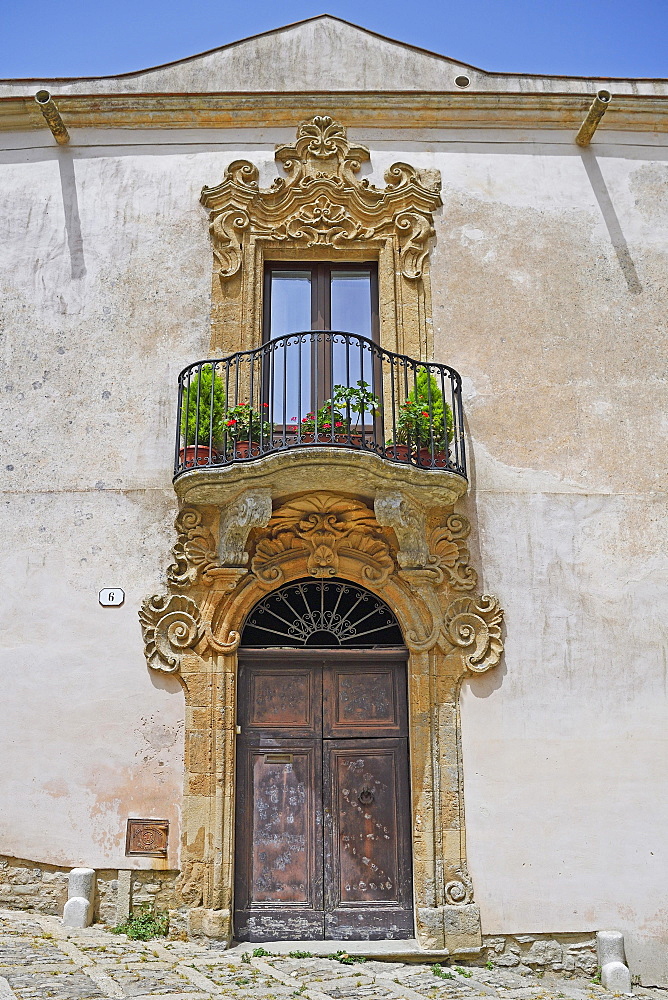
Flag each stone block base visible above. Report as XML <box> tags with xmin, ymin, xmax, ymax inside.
<box><xmin>187</xmin><ymin>907</ymin><xmax>232</xmax><ymax>943</ymax></box>
<box><xmin>417</xmin><ymin>904</ymin><xmax>482</xmax><ymax>952</ymax></box>
<box><xmin>482</xmin><ymin>932</ymin><xmax>598</xmax><ymax>975</ymax></box>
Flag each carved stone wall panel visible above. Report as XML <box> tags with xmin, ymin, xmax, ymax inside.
<box><xmin>201</xmin><ymin>115</ymin><xmax>441</xmax><ymax>360</ymax></box>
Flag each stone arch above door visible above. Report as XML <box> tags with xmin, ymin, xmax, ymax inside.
<box><xmin>139</xmin><ymin>488</ymin><xmax>504</xmax><ymax>949</ymax></box>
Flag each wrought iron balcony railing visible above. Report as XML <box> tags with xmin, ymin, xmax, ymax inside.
<box><xmin>174</xmin><ymin>331</ymin><xmax>466</xmax><ymax>480</ymax></box>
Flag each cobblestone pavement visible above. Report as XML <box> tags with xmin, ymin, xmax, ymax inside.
<box><xmin>0</xmin><ymin>910</ymin><xmax>653</xmax><ymax>1000</ymax></box>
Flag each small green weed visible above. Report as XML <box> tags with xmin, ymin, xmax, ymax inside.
<box><xmin>485</xmin><ymin>961</ymin><xmax>494</xmax><ymax>971</ymax></box>
<box><xmin>241</xmin><ymin>952</ymin><xmax>252</xmax><ymax>963</ymax></box>
<box><xmin>253</xmin><ymin>947</ymin><xmax>271</xmax><ymax>958</ymax></box>
<box><xmin>329</xmin><ymin>950</ymin><xmax>366</xmax><ymax>965</ymax></box>
<box><xmin>591</xmin><ymin>969</ymin><xmax>602</xmax><ymax>985</ymax></box>
<box><xmin>236</xmin><ymin>978</ymin><xmax>251</xmax><ymax>986</ymax></box>
<box><xmin>455</xmin><ymin>966</ymin><xmax>473</xmax><ymax>978</ymax></box>
<box><xmin>432</xmin><ymin>964</ymin><xmax>454</xmax><ymax>980</ymax></box>
<box><xmin>289</xmin><ymin>950</ymin><xmax>314</xmax><ymax>958</ymax></box>
<box><xmin>111</xmin><ymin>904</ymin><xmax>168</xmax><ymax>941</ymax></box>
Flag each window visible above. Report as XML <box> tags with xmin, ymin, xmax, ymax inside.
<box><xmin>263</xmin><ymin>263</ymin><xmax>379</xmax><ymax>426</ymax></box>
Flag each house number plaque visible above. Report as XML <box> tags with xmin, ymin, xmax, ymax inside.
<box><xmin>99</xmin><ymin>588</ymin><xmax>125</xmax><ymax>606</ymax></box>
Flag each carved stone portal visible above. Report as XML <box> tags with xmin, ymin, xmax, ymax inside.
<box><xmin>140</xmin><ymin>487</ymin><xmax>504</xmax><ymax>951</ymax></box>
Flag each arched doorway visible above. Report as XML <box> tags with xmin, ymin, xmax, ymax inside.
<box><xmin>234</xmin><ymin>578</ymin><xmax>413</xmax><ymax>941</ymax></box>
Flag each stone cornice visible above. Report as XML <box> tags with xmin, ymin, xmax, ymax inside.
<box><xmin>2</xmin><ymin>91</ymin><xmax>668</xmax><ymax>135</ymax></box>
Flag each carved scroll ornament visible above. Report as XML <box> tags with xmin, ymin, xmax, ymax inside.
<box><xmin>251</xmin><ymin>492</ymin><xmax>395</xmax><ymax>586</ymax></box>
<box><xmin>444</xmin><ymin>866</ymin><xmax>475</xmax><ymax>905</ymax></box>
<box><xmin>375</xmin><ymin>494</ymin><xmax>477</xmax><ymax>591</ymax></box>
<box><xmin>201</xmin><ymin>115</ymin><xmax>441</xmax><ymax>282</ymax></box>
<box><xmin>442</xmin><ymin>595</ymin><xmax>504</xmax><ymax>672</ymax></box>
<box><xmin>139</xmin><ymin>595</ymin><xmax>202</xmax><ymax>674</ymax></box>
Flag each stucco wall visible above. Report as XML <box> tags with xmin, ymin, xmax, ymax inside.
<box><xmin>0</xmin><ymin>127</ymin><xmax>666</xmax><ymax>978</ymax></box>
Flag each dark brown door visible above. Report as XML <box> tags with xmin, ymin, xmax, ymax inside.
<box><xmin>234</xmin><ymin>649</ymin><xmax>413</xmax><ymax>941</ymax></box>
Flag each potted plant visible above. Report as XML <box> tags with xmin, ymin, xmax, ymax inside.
<box><xmin>299</xmin><ymin>399</ymin><xmax>346</xmax><ymax>441</ymax></box>
<box><xmin>391</xmin><ymin>369</ymin><xmax>453</xmax><ymax>466</ymax></box>
<box><xmin>223</xmin><ymin>402</ymin><xmax>272</xmax><ymax>458</ymax></box>
<box><xmin>332</xmin><ymin>380</ymin><xmax>380</xmax><ymax>446</ymax></box>
<box><xmin>179</xmin><ymin>364</ymin><xmax>226</xmax><ymax>468</ymax></box>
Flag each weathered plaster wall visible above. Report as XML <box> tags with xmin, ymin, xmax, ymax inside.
<box><xmin>423</xmin><ymin>142</ymin><xmax>668</xmax><ymax>984</ymax></box>
<box><xmin>0</xmin><ymin>127</ymin><xmax>666</xmax><ymax>977</ymax></box>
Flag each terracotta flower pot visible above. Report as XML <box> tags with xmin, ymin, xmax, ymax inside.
<box><xmin>233</xmin><ymin>440</ymin><xmax>261</xmax><ymax>459</ymax></box>
<box><xmin>385</xmin><ymin>443</ymin><xmax>411</xmax><ymax>462</ymax></box>
<box><xmin>417</xmin><ymin>447</ymin><xmax>449</xmax><ymax>467</ymax></box>
<box><xmin>179</xmin><ymin>444</ymin><xmax>216</xmax><ymax>468</ymax></box>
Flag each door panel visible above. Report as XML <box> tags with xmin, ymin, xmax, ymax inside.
<box><xmin>234</xmin><ymin>652</ymin><xmax>412</xmax><ymax>942</ymax></box>
<box><xmin>324</xmin><ymin>740</ymin><xmax>413</xmax><ymax>940</ymax></box>
<box><xmin>239</xmin><ymin>661</ymin><xmax>321</xmax><ymax>738</ymax></box>
<box><xmin>323</xmin><ymin>662</ymin><xmax>406</xmax><ymax>738</ymax></box>
<box><xmin>234</xmin><ymin>741</ymin><xmax>324</xmax><ymax>941</ymax></box>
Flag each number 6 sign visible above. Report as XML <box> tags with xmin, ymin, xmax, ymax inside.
<box><xmin>99</xmin><ymin>588</ymin><xmax>125</xmax><ymax>607</ymax></box>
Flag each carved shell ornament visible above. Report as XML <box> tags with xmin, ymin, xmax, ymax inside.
<box><xmin>200</xmin><ymin>115</ymin><xmax>442</xmax><ymax>282</ymax></box>
<box><xmin>167</xmin><ymin>506</ymin><xmax>219</xmax><ymax>587</ymax></box>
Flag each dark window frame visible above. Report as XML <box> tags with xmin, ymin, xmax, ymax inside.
<box><xmin>262</xmin><ymin>261</ymin><xmax>380</xmax><ymax>341</ymax></box>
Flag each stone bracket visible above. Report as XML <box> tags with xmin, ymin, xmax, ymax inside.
<box><xmin>218</xmin><ymin>488</ymin><xmax>272</xmax><ymax>567</ymax></box>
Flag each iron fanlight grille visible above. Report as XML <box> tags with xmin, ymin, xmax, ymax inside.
<box><xmin>241</xmin><ymin>579</ymin><xmax>403</xmax><ymax>648</ymax></box>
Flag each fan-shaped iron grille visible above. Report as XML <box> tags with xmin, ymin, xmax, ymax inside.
<box><xmin>241</xmin><ymin>579</ymin><xmax>404</xmax><ymax>648</ymax></box>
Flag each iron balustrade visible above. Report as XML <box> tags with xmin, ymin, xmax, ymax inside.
<box><xmin>174</xmin><ymin>331</ymin><xmax>466</xmax><ymax>479</ymax></box>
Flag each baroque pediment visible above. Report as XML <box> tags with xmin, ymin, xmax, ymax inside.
<box><xmin>200</xmin><ymin>115</ymin><xmax>442</xmax><ymax>281</ymax></box>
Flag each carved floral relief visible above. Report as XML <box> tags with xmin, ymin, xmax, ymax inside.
<box><xmin>200</xmin><ymin>115</ymin><xmax>442</xmax><ymax>284</ymax></box>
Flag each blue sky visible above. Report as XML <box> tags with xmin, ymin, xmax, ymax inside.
<box><xmin>2</xmin><ymin>0</ymin><xmax>666</xmax><ymax>79</ymax></box>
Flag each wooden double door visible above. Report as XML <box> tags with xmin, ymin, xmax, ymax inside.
<box><xmin>234</xmin><ymin>649</ymin><xmax>413</xmax><ymax>941</ymax></box>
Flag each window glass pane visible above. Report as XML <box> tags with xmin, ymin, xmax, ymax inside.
<box><xmin>269</xmin><ymin>271</ymin><xmax>312</xmax><ymax>426</ymax></box>
<box><xmin>331</xmin><ymin>270</ymin><xmax>372</xmax><ymax>394</ymax></box>
<box><xmin>331</xmin><ymin>271</ymin><xmax>371</xmax><ymax>337</ymax></box>
<box><xmin>270</xmin><ymin>271</ymin><xmax>311</xmax><ymax>338</ymax></box>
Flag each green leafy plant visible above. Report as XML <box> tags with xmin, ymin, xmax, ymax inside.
<box><xmin>180</xmin><ymin>365</ymin><xmax>226</xmax><ymax>448</ymax></box>
<box><xmin>111</xmin><ymin>904</ymin><xmax>168</xmax><ymax>941</ymax></box>
<box><xmin>332</xmin><ymin>380</ymin><xmax>380</xmax><ymax>432</ymax></box>
<box><xmin>288</xmin><ymin>951</ymin><xmax>314</xmax><ymax>959</ymax></box>
<box><xmin>455</xmin><ymin>966</ymin><xmax>473</xmax><ymax>978</ymax></box>
<box><xmin>591</xmin><ymin>969</ymin><xmax>602</xmax><ymax>985</ymax></box>
<box><xmin>329</xmin><ymin>950</ymin><xmax>366</xmax><ymax>965</ymax></box>
<box><xmin>223</xmin><ymin>403</ymin><xmax>272</xmax><ymax>442</ymax></box>
<box><xmin>252</xmin><ymin>946</ymin><xmax>271</xmax><ymax>957</ymax></box>
<box><xmin>396</xmin><ymin>368</ymin><xmax>453</xmax><ymax>450</ymax></box>
<box><xmin>485</xmin><ymin>960</ymin><xmax>494</xmax><ymax>970</ymax></box>
<box><xmin>431</xmin><ymin>964</ymin><xmax>454</xmax><ymax>979</ymax></box>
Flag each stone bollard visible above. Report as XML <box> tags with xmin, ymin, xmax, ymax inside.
<box><xmin>63</xmin><ymin>868</ymin><xmax>96</xmax><ymax>928</ymax></box>
<box><xmin>597</xmin><ymin>930</ymin><xmax>633</xmax><ymax>994</ymax></box>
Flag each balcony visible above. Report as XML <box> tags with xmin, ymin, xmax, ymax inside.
<box><xmin>173</xmin><ymin>332</ymin><xmax>468</xmax><ymax>506</ymax></box>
